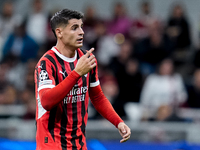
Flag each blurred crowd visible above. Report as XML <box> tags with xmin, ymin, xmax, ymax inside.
<box><xmin>0</xmin><ymin>0</ymin><xmax>200</xmax><ymax>122</ymax></box>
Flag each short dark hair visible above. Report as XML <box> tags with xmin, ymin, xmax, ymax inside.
<box><xmin>50</xmin><ymin>8</ymin><xmax>84</xmax><ymax>37</ymax></box>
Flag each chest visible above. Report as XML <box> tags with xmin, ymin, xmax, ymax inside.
<box><xmin>54</xmin><ymin>61</ymin><xmax>89</xmax><ymax>87</ymax></box>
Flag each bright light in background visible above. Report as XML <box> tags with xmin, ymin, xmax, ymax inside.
<box><xmin>114</xmin><ymin>33</ymin><xmax>125</xmax><ymax>45</ymax></box>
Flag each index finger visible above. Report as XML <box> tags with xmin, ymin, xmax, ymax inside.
<box><xmin>120</xmin><ymin>135</ymin><xmax>130</xmax><ymax>143</ymax></box>
<box><xmin>85</xmin><ymin>48</ymin><xmax>94</xmax><ymax>57</ymax></box>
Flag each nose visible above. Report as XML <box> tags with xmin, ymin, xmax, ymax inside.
<box><xmin>79</xmin><ymin>27</ymin><xmax>84</xmax><ymax>35</ymax></box>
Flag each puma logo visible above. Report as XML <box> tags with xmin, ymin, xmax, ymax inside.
<box><xmin>59</xmin><ymin>70</ymin><xmax>67</xmax><ymax>78</ymax></box>
<box><xmin>84</xmin><ymin>73</ymin><xmax>87</xmax><ymax>77</ymax></box>
<box><xmin>38</xmin><ymin>64</ymin><xmax>43</xmax><ymax>69</ymax></box>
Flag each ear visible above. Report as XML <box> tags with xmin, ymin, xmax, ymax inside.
<box><xmin>55</xmin><ymin>28</ymin><xmax>62</xmax><ymax>38</ymax></box>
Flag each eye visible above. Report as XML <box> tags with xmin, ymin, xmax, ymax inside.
<box><xmin>72</xmin><ymin>26</ymin><xmax>77</xmax><ymax>30</ymax></box>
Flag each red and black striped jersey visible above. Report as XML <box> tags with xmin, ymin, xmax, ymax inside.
<box><xmin>34</xmin><ymin>47</ymin><xmax>99</xmax><ymax>150</ymax></box>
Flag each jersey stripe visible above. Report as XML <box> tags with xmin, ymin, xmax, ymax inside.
<box><xmin>90</xmin><ymin>66</ymin><xmax>97</xmax><ymax>83</ymax></box>
<box><xmin>80</xmin><ymin>76</ymin><xmax>86</xmax><ymax>145</ymax></box>
<box><xmin>44</xmin><ymin>54</ymin><xmax>59</xmax><ymax>141</ymax></box>
<box><xmin>76</xmin><ymin>51</ymin><xmax>84</xmax><ymax>148</ymax></box>
<box><xmin>36</xmin><ymin>67</ymin><xmax>39</xmax><ymax>89</ymax></box>
<box><xmin>55</xmin><ymin>54</ymin><xmax>68</xmax><ymax>150</ymax></box>
<box><xmin>35</xmin><ymin>67</ymin><xmax>39</xmax><ymax>122</ymax></box>
<box><xmin>69</xmin><ymin>62</ymin><xmax>78</xmax><ymax>150</ymax></box>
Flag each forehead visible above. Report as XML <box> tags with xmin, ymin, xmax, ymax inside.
<box><xmin>67</xmin><ymin>19</ymin><xmax>83</xmax><ymax>26</ymax></box>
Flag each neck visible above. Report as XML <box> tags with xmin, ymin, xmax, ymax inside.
<box><xmin>55</xmin><ymin>42</ymin><xmax>76</xmax><ymax>58</ymax></box>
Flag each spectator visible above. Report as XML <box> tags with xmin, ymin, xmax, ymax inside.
<box><xmin>82</xmin><ymin>4</ymin><xmax>102</xmax><ymax>51</ymax></box>
<box><xmin>193</xmin><ymin>49</ymin><xmax>200</xmax><ymax>68</ymax></box>
<box><xmin>193</xmin><ymin>40</ymin><xmax>200</xmax><ymax>69</ymax></box>
<box><xmin>0</xmin><ymin>61</ymin><xmax>9</xmax><ymax>88</ymax></box>
<box><xmin>118</xmin><ymin>58</ymin><xmax>143</xmax><ymax>103</ymax></box>
<box><xmin>113</xmin><ymin>58</ymin><xmax>143</xmax><ymax>118</ymax></box>
<box><xmin>135</xmin><ymin>20</ymin><xmax>173</xmax><ymax>75</ymax></box>
<box><xmin>140</xmin><ymin>58</ymin><xmax>187</xmax><ymax>120</ymax></box>
<box><xmin>2</xmin><ymin>19</ymin><xmax>39</xmax><ymax>62</ymax></box>
<box><xmin>2</xmin><ymin>21</ymin><xmax>39</xmax><ymax>91</ymax></box>
<box><xmin>0</xmin><ymin>0</ymin><xmax>22</xmax><ymax>61</ymax></box>
<box><xmin>26</xmin><ymin>0</ymin><xmax>48</xmax><ymax>46</ymax></box>
<box><xmin>95</xmin><ymin>20</ymin><xmax>120</xmax><ymax>66</ymax></box>
<box><xmin>0</xmin><ymin>84</ymin><xmax>18</xmax><ymax>104</ymax></box>
<box><xmin>109</xmin><ymin>40</ymin><xmax>137</xmax><ymax>118</ymax></box>
<box><xmin>166</xmin><ymin>3</ymin><xmax>191</xmax><ymax>51</ymax></box>
<box><xmin>19</xmin><ymin>88</ymin><xmax>34</xmax><ymax>104</ymax></box>
<box><xmin>185</xmin><ymin>68</ymin><xmax>200</xmax><ymax>108</ymax></box>
<box><xmin>109</xmin><ymin>40</ymin><xmax>133</xmax><ymax>78</ymax></box>
<box><xmin>165</xmin><ymin>3</ymin><xmax>191</xmax><ymax>69</ymax></box>
<box><xmin>91</xmin><ymin>69</ymin><xmax>120</xmax><ymax>119</ymax></box>
<box><xmin>107</xmin><ymin>2</ymin><xmax>132</xmax><ymax>38</ymax></box>
<box><xmin>151</xmin><ymin>105</ymin><xmax>186</xmax><ymax>122</ymax></box>
<box><xmin>129</xmin><ymin>1</ymin><xmax>161</xmax><ymax>43</ymax></box>
<box><xmin>4</xmin><ymin>55</ymin><xmax>27</xmax><ymax>91</ymax></box>
<box><xmin>24</xmin><ymin>59</ymin><xmax>38</xmax><ymax>92</ymax></box>
<box><xmin>100</xmin><ymin>70</ymin><xmax>119</xmax><ymax>104</ymax></box>
<box><xmin>83</xmin><ymin>4</ymin><xmax>98</xmax><ymax>29</ymax></box>
<box><xmin>45</xmin><ymin>9</ymin><xmax>58</xmax><ymax>50</ymax></box>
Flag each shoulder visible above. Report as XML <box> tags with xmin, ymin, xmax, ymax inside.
<box><xmin>144</xmin><ymin>74</ymin><xmax>161</xmax><ymax>85</ymax></box>
<box><xmin>147</xmin><ymin>74</ymin><xmax>158</xmax><ymax>80</ymax></box>
<box><xmin>36</xmin><ymin>50</ymin><xmax>55</xmax><ymax>66</ymax></box>
<box><xmin>173</xmin><ymin>73</ymin><xmax>182</xmax><ymax>79</ymax></box>
<box><xmin>173</xmin><ymin>73</ymin><xmax>184</xmax><ymax>82</ymax></box>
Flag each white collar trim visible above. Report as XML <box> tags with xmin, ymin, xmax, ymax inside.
<box><xmin>51</xmin><ymin>47</ymin><xmax>77</xmax><ymax>62</ymax></box>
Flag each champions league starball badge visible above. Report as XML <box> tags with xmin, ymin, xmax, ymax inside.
<box><xmin>39</xmin><ymin>70</ymin><xmax>49</xmax><ymax>81</ymax></box>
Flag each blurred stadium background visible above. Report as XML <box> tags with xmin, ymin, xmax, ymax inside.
<box><xmin>1</xmin><ymin>0</ymin><xmax>200</xmax><ymax>149</ymax></box>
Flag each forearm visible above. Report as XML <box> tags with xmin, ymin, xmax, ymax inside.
<box><xmin>39</xmin><ymin>70</ymin><xmax>81</xmax><ymax>110</ymax></box>
<box><xmin>89</xmin><ymin>85</ymin><xmax>123</xmax><ymax>128</ymax></box>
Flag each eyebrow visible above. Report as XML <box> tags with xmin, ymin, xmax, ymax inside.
<box><xmin>71</xmin><ymin>23</ymin><xmax>83</xmax><ymax>28</ymax></box>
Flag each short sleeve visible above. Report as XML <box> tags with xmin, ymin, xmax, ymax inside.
<box><xmin>35</xmin><ymin>59</ymin><xmax>56</xmax><ymax>92</ymax></box>
<box><xmin>89</xmin><ymin>59</ymin><xmax>100</xmax><ymax>87</ymax></box>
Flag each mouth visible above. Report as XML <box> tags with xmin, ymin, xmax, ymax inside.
<box><xmin>77</xmin><ymin>38</ymin><xmax>83</xmax><ymax>43</ymax></box>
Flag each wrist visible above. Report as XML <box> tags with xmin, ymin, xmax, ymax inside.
<box><xmin>74</xmin><ymin>68</ymin><xmax>83</xmax><ymax>76</ymax></box>
<box><xmin>71</xmin><ymin>70</ymin><xmax>81</xmax><ymax>78</ymax></box>
<box><xmin>117</xmin><ymin>121</ymin><xmax>124</xmax><ymax>128</ymax></box>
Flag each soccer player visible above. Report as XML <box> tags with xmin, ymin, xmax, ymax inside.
<box><xmin>34</xmin><ymin>8</ymin><xmax>131</xmax><ymax>150</ymax></box>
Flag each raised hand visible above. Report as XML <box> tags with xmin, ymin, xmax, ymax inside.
<box><xmin>74</xmin><ymin>48</ymin><xmax>96</xmax><ymax>76</ymax></box>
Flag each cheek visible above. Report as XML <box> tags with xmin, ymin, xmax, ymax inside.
<box><xmin>68</xmin><ymin>35</ymin><xmax>75</xmax><ymax>41</ymax></box>
<box><xmin>62</xmin><ymin>32</ymin><xmax>75</xmax><ymax>42</ymax></box>
<box><xmin>66</xmin><ymin>34</ymin><xmax>76</xmax><ymax>43</ymax></box>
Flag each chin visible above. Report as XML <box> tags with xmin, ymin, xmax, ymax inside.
<box><xmin>75</xmin><ymin>44</ymin><xmax>83</xmax><ymax>48</ymax></box>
